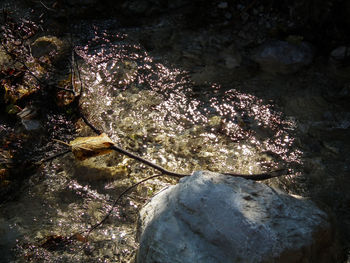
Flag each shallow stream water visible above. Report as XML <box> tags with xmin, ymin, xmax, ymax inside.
<box><xmin>0</xmin><ymin>29</ymin><xmax>301</xmax><ymax>263</ymax></box>
<box><xmin>1</xmin><ymin>2</ymin><xmax>350</xmax><ymax>262</ymax></box>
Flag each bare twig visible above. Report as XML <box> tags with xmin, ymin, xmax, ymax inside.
<box><xmin>70</xmin><ymin>49</ymin><xmax>76</xmax><ymax>96</ymax></box>
<box><xmin>38</xmin><ymin>1</ymin><xmax>56</xmax><ymax>12</ymax></box>
<box><xmin>86</xmin><ymin>174</ymin><xmax>163</xmax><ymax>235</ymax></box>
<box><xmin>36</xmin><ymin>149</ymin><xmax>71</xmax><ymax>164</ymax></box>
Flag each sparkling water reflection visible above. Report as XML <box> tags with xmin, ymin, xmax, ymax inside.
<box><xmin>77</xmin><ymin>32</ymin><xmax>302</xmax><ymax>177</ymax></box>
<box><xmin>2</xmin><ymin>30</ymin><xmax>303</xmax><ymax>262</ymax></box>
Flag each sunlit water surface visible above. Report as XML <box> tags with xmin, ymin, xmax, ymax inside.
<box><xmin>77</xmin><ymin>32</ymin><xmax>301</xmax><ymax>176</ymax></box>
<box><xmin>0</xmin><ymin>31</ymin><xmax>303</xmax><ymax>262</ymax></box>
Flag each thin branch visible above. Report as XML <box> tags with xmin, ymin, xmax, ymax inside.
<box><xmin>38</xmin><ymin>1</ymin><xmax>56</xmax><ymax>12</ymax></box>
<box><xmin>72</xmin><ymin>49</ymin><xmax>84</xmax><ymax>97</ymax></box>
<box><xmin>70</xmin><ymin>49</ymin><xmax>76</xmax><ymax>96</ymax></box>
<box><xmin>223</xmin><ymin>168</ymin><xmax>287</xmax><ymax>181</ymax></box>
<box><xmin>35</xmin><ymin>149</ymin><xmax>71</xmax><ymax>164</ymax></box>
<box><xmin>80</xmin><ymin>113</ymin><xmax>102</xmax><ymax>135</ymax></box>
<box><xmin>86</xmin><ymin>174</ymin><xmax>163</xmax><ymax>235</ymax></box>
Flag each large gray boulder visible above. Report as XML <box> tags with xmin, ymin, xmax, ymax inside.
<box><xmin>137</xmin><ymin>171</ymin><xmax>339</xmax><ymax>263</ymax></box>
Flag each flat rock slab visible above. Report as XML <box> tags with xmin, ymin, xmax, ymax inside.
<box><xmin>137</xmin><ymin>171</ymin><xmax>339</xmax><ymax>263</ymax></box>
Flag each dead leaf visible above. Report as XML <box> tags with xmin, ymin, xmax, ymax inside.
<box><xmin>70</xmin><ymin>133</ymin><xmax>114</xmax><ymax>161</ymax></box>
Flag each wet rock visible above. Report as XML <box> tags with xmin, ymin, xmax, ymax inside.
<box><xmin>252</xmin><ymin>40</ymin><xmax>313</xmax><ymax>74</ymax></box>
<box><xmin>21</xmin><ymin>119</ymin><xmax>41</xmax><ymax>131</ymax></box>
<box><xmin>17</xmin><ymin>105</ymin><xmax>41</xmax><ymax>131</ymax></box>
<box><xmin>137</xmin><ymin>171</ymin><xmax>339</xmax><ymax>263</ymax></box>
<box><xmin>31</xmin><ymin>36</ymin><xmax>65</xmax><ymax>60</ymax></box>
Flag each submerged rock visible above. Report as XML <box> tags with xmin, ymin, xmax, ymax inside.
<box><xmin>17</xmin><ymin>105</ymin><xmax>41</xmax><ymax>131</ymax></box>
<box><xmin>31</xmin><ymin>36</ymin><xmax>65</xmax><ymax>60</ymax></box>
<box><xmin>137</xmin><ymin>171</ymin><xmax>339</xmax><ymax>263</ymax></box>
<box><xmin>252</xmin><ymin>40</ymin><xmax>313</xmax><ymax>74</ymax></box>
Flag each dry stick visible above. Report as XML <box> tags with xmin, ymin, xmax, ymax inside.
<box><xmin>39</xmin><ymin>1</ymin><xmax>56</xmax><ymax>12</ymax></box>
<box><xmin>70</xmin><ymin>50</ymin><xmax>76</xmax><ymax>96</ymax></box>
<box><xmin>69</xmin><ymin>48</ymin><xmax>80</xmax><ymax>97</ymax></box>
